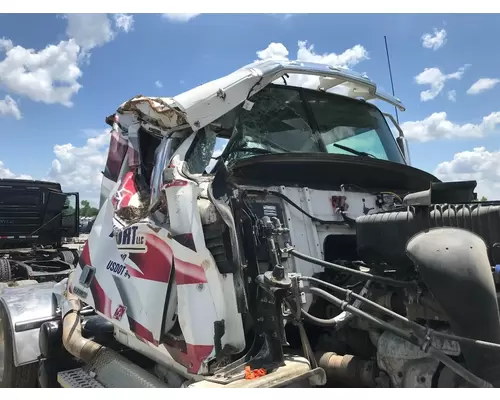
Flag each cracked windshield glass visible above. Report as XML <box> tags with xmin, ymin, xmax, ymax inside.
<box><xmin>224</xmin><ymin>85</ymin><xmax>405</xmax><ymax>165</ymax></box>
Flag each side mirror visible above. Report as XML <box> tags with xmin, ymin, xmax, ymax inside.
<box><xmin>396</xmin><ymin>136</ymin><xmax>412</xmax><ymax>166</ymax></box>
<box><xmin>383</xmin><ymin>112</ymin><xmax>412</xmax><ymax>166</ymax></box>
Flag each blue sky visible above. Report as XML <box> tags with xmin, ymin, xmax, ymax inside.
<box><xmin>0</xmin><ymin>13</ymin><xmax>499</xmax><ymax>204</ymax></box>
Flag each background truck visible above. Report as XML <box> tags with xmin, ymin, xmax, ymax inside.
<box><xmin>0</xmin><ymin>179</ymin><xmax>80</xmax><ymax>285</ymax></box>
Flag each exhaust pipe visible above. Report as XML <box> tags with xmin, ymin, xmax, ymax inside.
<box><xmin>316</xmin><ymin>352</ymin><xmax>378</xmax><ymax>387</ymax></box>
<box><xmin>62</xmin><ymin>292</ymin><xmax>102</xmax><ymax>363</ymax></box>
<box><xmin>62</xmin><ymin>292</ymin><xmax>168</xmax><ymax>388</ymax></box>
<box><xmin>406</xmin><ymin>227</ymin><xmax>500</xmax><ymax>386</ymax></box>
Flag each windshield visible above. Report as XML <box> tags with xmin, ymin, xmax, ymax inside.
<box><xmin>222</xmin><ymin>84</ymin><xmax>405</xmax><ymax>165</ymax></box>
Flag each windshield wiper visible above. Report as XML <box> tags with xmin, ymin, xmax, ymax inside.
<box><xmin>333</xmin><ymin>143</ymin><xmax>376</xmax><ymax>158</ymax></box>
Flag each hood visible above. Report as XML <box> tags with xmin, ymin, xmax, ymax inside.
<box><xmin>225</xmin><ymin>153</ymin><xmax>440</xmax><ymax>193</ymax></box>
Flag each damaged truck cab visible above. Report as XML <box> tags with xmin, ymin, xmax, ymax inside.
<box><xmin>2</xmin><ymin>59</ymin><xmax>500</xmax><ymax>389</ymax></box>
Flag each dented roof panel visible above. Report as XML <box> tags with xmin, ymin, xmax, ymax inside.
<box><xmin>115</xmin><ymin>60</ymin><xmax>406</xmax><ymax>134</ymax></box>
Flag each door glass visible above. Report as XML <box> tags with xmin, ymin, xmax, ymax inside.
<box><xmin>62</xmin><ymin>193</ymin><xmax>79</xmax><ymax>237</ymax></box>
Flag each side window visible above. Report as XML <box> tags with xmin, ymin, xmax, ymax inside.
<box><xmin>150</xmin><ymin>137</ymin><xmax>182</xmax><ymax>205</ymax></box>
<box><xmin>62</xmin><ymin>193</ymin><xmax>80</xmax><ymax>237</ymax></box>
<box><xmin>62</xmin><ymin>194</ymin><xmax>77</xmax><ymax>218</ymax></box>
<box><xmin>185</xmin><ymin>128</ymin><xmax>217</xmax><ymax>174</ymax></box>
<box><xmin>206</xmin><ymin>137</ymin><xmax>229</xmax><ymax>174</ymax></box>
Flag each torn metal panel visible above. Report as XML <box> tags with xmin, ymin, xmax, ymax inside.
<box><xmin>114</xmin><ymin>59</ymin><xmax>406</xmax><ymax>134</ymax></box>
<box><xmin>118</xmin><ymin>96</ymin><xmax>188</xmax><ymax>130</ymax></box>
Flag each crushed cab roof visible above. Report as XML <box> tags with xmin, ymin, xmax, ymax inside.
<box><xmin>117</xmin><ymin>59</ymin><xmax>406</xmax><ymax>134</ymax></box>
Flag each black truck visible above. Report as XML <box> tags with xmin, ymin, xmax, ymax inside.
<box><xmin>0</xmin><ymin>179</ymin><xmax>81</xmax><ymax>284</ymax></box>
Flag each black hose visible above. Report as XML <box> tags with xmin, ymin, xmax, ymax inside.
<box><xmin>293</xmin><ymin>303</ymin><xmax>343</xmax><ymax>327</ymax></box>
<box><xmin>432</xmin><ymin>331</ymin><xmax>500</xmax><ymax>351</ymax></box>
<box><xmin>289</xmin><ymin>280</ymin><xmax>370</xmax><ymax>328</ymax></box>
<box><xmin>301</xmin><ymin>276</ymin><xmax>424</xmax><ymax>329</ymax></box>
<box><xmin>306</xmin><ymin>286</ymin><xmax>493</xmax><ymax>388</ymax></box>
<box><xmin>302</xmin><ymin>276</ymin><xmax>500</xmax><ymax>352</ymax></box>
<box><xmin>286</xmin><ymin>247</ymin><xmax>416</xmax><ymax>287</ymax></box>
<box><xmin>309</xmin><ymin>287</ymin><xmax>414</xmax><ymax>340</ymax></box>
<box><xmin>244</xmin><ymin>189</ymin><xmax>348</xmax><ymax>226</ymax></box>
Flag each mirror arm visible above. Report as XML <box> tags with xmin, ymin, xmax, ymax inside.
<box><xmin>383</xmin><ymin>112</ymin><xmax>411</xmax><ymax>166</ymax></box>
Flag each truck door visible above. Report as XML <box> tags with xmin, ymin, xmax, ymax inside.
<box><xmin>62</xmin><ymin>192</ymin><xmax>80</xmax><ymax>237</ymax></box>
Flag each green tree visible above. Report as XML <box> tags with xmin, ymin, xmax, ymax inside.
<box><xmin>473</xmin><ymin>196</ymin><xmax>488</xmax><ymax>202</ymax></box>
<box><xmin>80</xmin><ymin>200</ymin><xmax>99</xmax><ymax>217</ymax></box>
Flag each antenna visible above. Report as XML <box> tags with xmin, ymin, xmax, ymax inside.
<box><xmin>384</xmin><ymin>35</ymin><xmax>399</xmax><ymax>124</ymax></box>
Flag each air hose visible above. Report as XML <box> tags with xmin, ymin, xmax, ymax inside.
<box><xmin>301</xmin><ymin>281</ymin><xmax>493</xmax><ymax>388</ymax></box>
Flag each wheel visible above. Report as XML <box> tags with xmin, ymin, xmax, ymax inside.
<box><xmin>0</xmin><ymin>303</ymin><xmax>38</xmax><ymax>387</ymax></box>
<box><xmin>58</xmin><ymin>250</ymin><xmax>75</xmax><ymax>265</ymax></box>
<box><xmin>0</xmin><ymin>260</ymin><xmax>11</xmax><ymax>283</ymax></box>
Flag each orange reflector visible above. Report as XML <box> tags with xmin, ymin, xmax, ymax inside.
<box><xmin>244</xmin><ymin>366</ymin><xmax>267</xmax><ymax>380</ymax></box>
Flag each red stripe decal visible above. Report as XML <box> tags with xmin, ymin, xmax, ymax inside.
<box><xmin>163</xmin><ymin>179</ymin><xmax>188</xmax><ymax>189</ymax></box>
<box><xmin>172</xmin><ymin>233</ymin><xmax>196</xmax><ymax>252</ymax></box>
<box><xmin>127</xmin><ymin>234</ymin><xmax>173</xmax><ymax>283</ymax></box>
<box><xmin>79</xmin><ymin>242</ymin><xmax>91</xmax><ymax>267</ymax></box>
<box><xmin>164</xmin><ymin>343</ymin><xmax>214</xmax><ymax>374</ymax></box>
<box><xmin>128</xmin><ymin>316</ymin><xmax>159</xmax><ymax>346</ymax></box>
<box><xmin>90</xmin><ymin>278</ymin><xmax>112</xmax><ymax>318</ymax></box>
<box><xmin>106</xmin><ymin>130</ymin><xmax>128</xmax><ymax>182</ymax></box>
<box><xmin>112</xmin><ymin>171</ymin><xmax>137</xmax><ymax>210</ymax></box>
<box><xmin>175</xmin><ymin>257</ymin><xmax>207</xmax><ymax>285</ymax></box>
<box><xmin>123</xmin><ymin>232</ymin><xmax>206</xmax><ymax>285</ymax></box>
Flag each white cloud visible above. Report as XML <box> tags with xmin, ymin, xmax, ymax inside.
<box><xmin>415</xmin><ymin>65</ymin><xmax>470</xmax><ymax>102</ymax></box>
<box><xmin>66</xmin><ymin>14</ymin><xmax>115</xmax><ymax>52</ymax></box>
<box><xmin>296</xmin><ymin>41</ymin><xmax>368</xmax><ymax>69</ymax></box>
<box><xmin>162</xmin><ymin>13</ymin><xmax>200</xmax><ymax>22</ymax></box>
<box><xmin>401</xmin><ymin>111</ymin><xmax>500</xmax><ymax>142</ymax></box>
<box><xmin>113</xmin><ymin>14</ymin><xmax>134</xmax><ymax>33</ymax></box>
<box><xmin>0</xmin><ymin>39</ymin><xmax>82</xmax><ymax>107</ymax></box>
<box><xmin>421</xmin><ymin>28</ymin><xmax>447</xmax><ymax>50</ymax></box>
<box><xmin>65</xmin><ymin>13</ymin><xmax>134</xmax><ymax>64</ymax></box>
<box><xmin>447</xmin><ymin>89</ymin><xmax>456</xmax><ymax>102</ymax></box>
<box><xmin>256</xmin><ymin>40</ymin><xmax>369</xmax><ymax>92</ymax></box>
<box><xmin>155</xmin><ymin>80</ymin><xmax>163</xmax><ymax>88</ymax></box>
<box><xmin>0</xmin><ymin>160</ymin><xmax>31</xmax><ymax>179</ymax></box>
<box><xmin>434</xmin><ymin>147</ymin><xmax>500</xmax><ymax>199</ymax></box>
<box><xmin>0</xmin><ymin>95</ymin><xmax>21</xmax><ymax>120</ymax></box>
<box><xmin>467</xmin><ymin>78</ymin><xmax>500</xmax><ymax>95</ymax></box>
<box><xmin>0</xmin><ymin>14</ymin><xmax>134</xmax><ymax>112</ymax></box>
<box><xmin>256</xmin><ymin>42</ymin><xmax>289</xmax><ymax>61</ymax></box>
<box><xmin>0</xmin><ymin>38</ymin><xmax>13</xmax><ymax>52</ymax></box>
<box><xmin>47</xmin><ymin>129</ymin><xmax>110</xmax><ymax>205</ymax></box>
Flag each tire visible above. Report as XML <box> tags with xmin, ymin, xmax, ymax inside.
<box><xmin>58</xmin><ymin>250</ymin><xmax>75</xmax><ymax>265</ymax></box>
<box><xmin>0</xmin><ymin>303</ymin><xmax>38</xmax><ymax>387</ymax></box>
<box><xmin>0</xmin><ymin>260</ymin><xmax>11</xmax><ymax>283</ymax></box>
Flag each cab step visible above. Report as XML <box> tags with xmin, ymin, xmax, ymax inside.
<box><xmin>57</xmin><ymin>368</ymin><xmax>104</xmax><ymax>388</ymax></box>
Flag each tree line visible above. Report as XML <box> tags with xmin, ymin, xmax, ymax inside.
<box><xmin>80</xmin><ymin>200</ymin><xmax>99</xmax><ymax>217</ymax></box>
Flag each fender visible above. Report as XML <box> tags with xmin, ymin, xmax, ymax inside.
<box><xmin>0</xmin><ymin>280</ymin><xmax>65</xmax><ymax>367</ymax></box>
